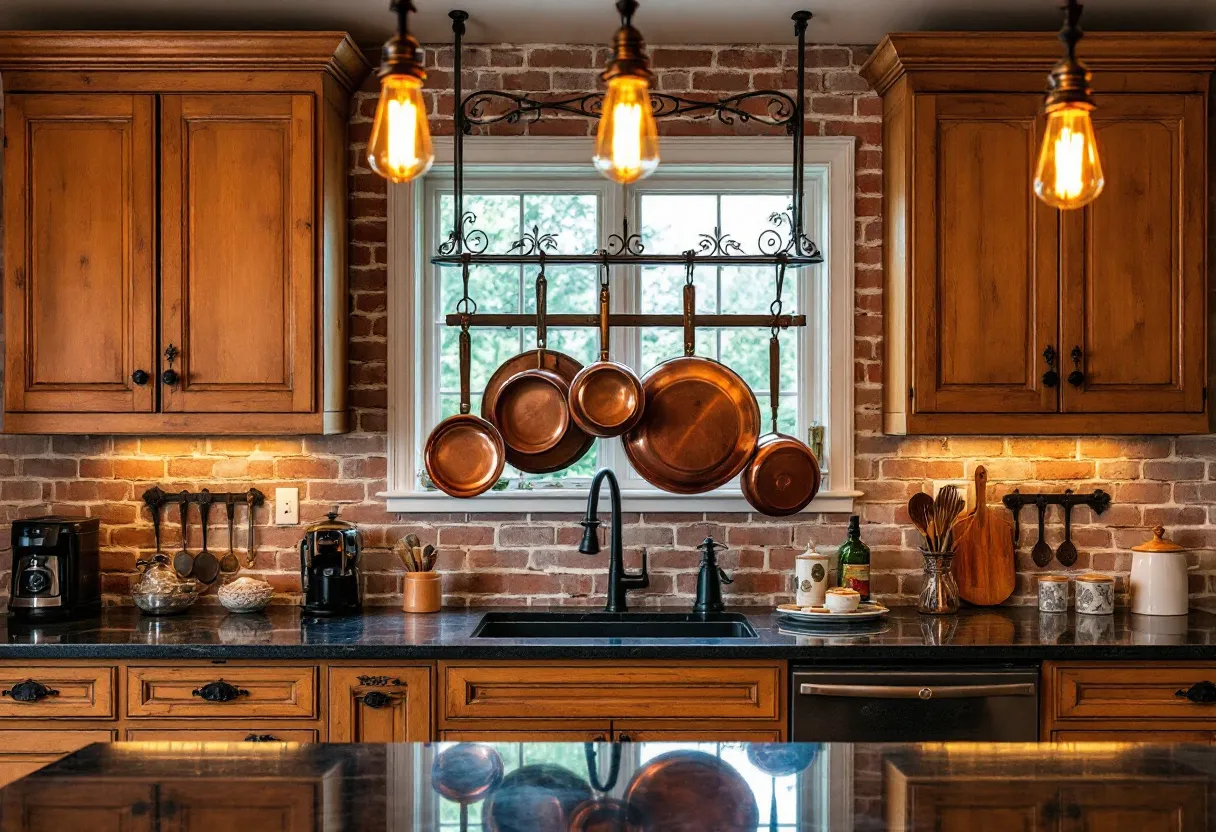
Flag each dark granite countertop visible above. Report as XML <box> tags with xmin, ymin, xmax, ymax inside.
<box><xmin>5</xmin><ymin>740</ymin><xmax>1216</xmax><ymax>830</ymax></box>
<box><xmin>1</xmin><ymin>605</ymin><xmax>1214</xmax><ymax>660</ymax></box>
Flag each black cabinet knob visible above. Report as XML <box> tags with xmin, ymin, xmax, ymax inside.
<box><xmin>131</xmin><ymin>369</ymin><xmax>150</xmax><ymax>385</ymax></box>
<box><xmin>1175</xmin><ymin>681</ymin><xmax>1216</xmax><ymax>704</ymax></box>
<box><xmin>360</xmin><ymin>691</ymin><xmax>394</xmax><ymax>710</ymax></box>
<box><xmin>161</xmin><ymin>368</ymin><xmax>179</xmax><ymax>386</ymax></box>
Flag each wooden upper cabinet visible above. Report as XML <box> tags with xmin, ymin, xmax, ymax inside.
<box><xmin>862</xmin><ymin>34</ymin><xmax>1214</xmax><ymax>435</ymax></box>
<box><xmin>160</xmin><ymin>94</ymin><xmax>315</xmax><ymax>416</ymax></box>
<box><xmin>911</xmin><ymin>93</ymin><xmax>1059</xmax><ymax>416</ymax></box>
<box><xmin>2</xmin><ymin>93</ymin><xmax>156</xmax><ymax>416</ymax></box>
<box><xmin>0</xmin><ymin>33</ymin><xmax>371</xmax><ymax>434</ymax></box>
<box><xmin>1060</xmin><ymin>93</ymin><xmax>1207</xmax><ymax>415</ymax></box>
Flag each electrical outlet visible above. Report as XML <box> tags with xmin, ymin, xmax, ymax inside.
<box><xmin>275</xmin><ymin>487</ymin><xmax>299</xmax><ymax>525</ymax></box>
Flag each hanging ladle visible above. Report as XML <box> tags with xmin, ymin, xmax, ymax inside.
<box><xmin>1031</xmin><ymin>495</ymin><xmax>1053</xmax><ymax>567</ymax></box>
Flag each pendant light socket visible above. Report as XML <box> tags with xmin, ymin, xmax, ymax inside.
<box><xmin>602</xmin><ymin>0</ymin><xmax>654</xmax><ymax>82</ymax></box>
<box><xmin>1043</xmin><ymin>0</ymin><xmax>1093</xmax><ymax>112</ymax></box>
<box><xmin>380</xmin><ymin>0</ymin><xmax>427</xmax><ymax>81</ymax></box>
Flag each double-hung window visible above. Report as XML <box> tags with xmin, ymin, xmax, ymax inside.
<box><xmin>386</xmin><ymin>136</ymin><xmax>855</xmax><ymax>513</ymax></box>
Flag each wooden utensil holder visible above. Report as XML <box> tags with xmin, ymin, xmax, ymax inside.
<box><xmin>403</xmin><ymin>572</ymin><xmax>442</xmax><ymax>614</ymax></box>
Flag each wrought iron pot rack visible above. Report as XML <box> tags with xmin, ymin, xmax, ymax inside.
<box><xmin>430</xmin><ymin>8</ymin><xmax>821</xmax><ymax>335</ymax></box>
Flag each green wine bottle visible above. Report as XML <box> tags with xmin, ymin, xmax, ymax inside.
<box><xmin>836</xmin><ymin>515</ymin><xmax>870</xmax><ymax>601</ymax></box>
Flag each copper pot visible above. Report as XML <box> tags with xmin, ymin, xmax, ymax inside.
<box><xmin>622</xmin><ymin>750</ymin><xmax>758</xmax><ymax>832</ymax></box>
<box><xmin>424</xmin><ymin>321</ymin><xmax>506</xmax><ymax>498</ymax></box>
<box><xmin>492</xmin><ymin>268</ymin><xmax>572</xmax><ymax>456</ymax></box>
<box><xmin>567</xmin><ymin>277</ymin><xmax>644</xmax><ymax>438</ymax></box>
<box><xmin>740</xmin><ymin>334</ymin><xmax>820</xmax><ymax>516</ymax></box>
<box><xmin>623</xmin><ymin>277</ymin><xmax>760</xmax><ymax>494</ymax></box>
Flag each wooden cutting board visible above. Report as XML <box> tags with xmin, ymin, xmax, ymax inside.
<box><xmin>951</xmin><ymin>465</ymin><xmax>1016</xmax><ymax>606</ymax></box>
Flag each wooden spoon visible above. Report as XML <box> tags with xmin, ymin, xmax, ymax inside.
<box><xmin>909</xmin><ymin>492</ymin><xmax>935</xmax><ymax>549</ymax></box>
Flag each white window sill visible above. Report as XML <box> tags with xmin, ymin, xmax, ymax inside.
<box><xmin>380</xmin><ymin>489</ymin><xmax>859</xmax><ymax>515</ymax></box>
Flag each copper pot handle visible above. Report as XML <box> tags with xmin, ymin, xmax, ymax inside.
<box><xmin>458</xmin><ymin>321</ymin><xmax>472</xmax><ymax>416</ymax></box>
<box><xmin>769</xmin><ymin>335</ymin><xmax>780</xmax><ymax>434</ymax></box>
<box><xmin>682</xmin><ymin>283</ymin><xmax>695</xmax><ymax>357</ymax></box>
<box><xmin>598</xmin><ymin>284</ymin><xmax>611</xmax><ymax>362</ymax></box>
<box><xmin>535</xmin><ymin>263</ymin><xmax>548</xmax><ymax>362</ymax></box>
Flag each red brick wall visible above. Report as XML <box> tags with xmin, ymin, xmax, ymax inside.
<box><xmin>0</xmin><ymin>42</ymin><xmax>1212</xmax><ymax>611</ymax></box>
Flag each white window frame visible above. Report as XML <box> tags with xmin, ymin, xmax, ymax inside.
<box><xmin>384</xmin><ymin>136</ymin><xmax>857</xmax><ymax>514</ymax></box>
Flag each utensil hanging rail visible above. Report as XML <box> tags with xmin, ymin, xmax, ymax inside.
<box><xmin>443</xmin><ymin>313</ymin><xmax>806</xmax><ymax>329</ymax></box>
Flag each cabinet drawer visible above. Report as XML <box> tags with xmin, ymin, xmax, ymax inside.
<box><xmin>0</xmin><ymin>729</ymin><xmax>116</xmax><ymax>788</ymax></box>
<box><xmin>1049</xmin><ymin>662</ymin><xmax>1216</xmax><ymax>724</ymax></box>
<box><xmin>124</xmin><ymin>728</ymin><xmax>318</xmax><ymax>743</ymax></box>
<box><xmin>0</xmin><ymin>667</ymin><xmax>115</xmax><ymax>719</ymax></box>
<box><xmin>126</xmin><ymin>666</ymin><xmax>318</xmax><ymax>719</ymax></box>
<box><xmin>441</xmin><ymin>662</ymin><xmax>782</xmax><ymax>722</ymax></box>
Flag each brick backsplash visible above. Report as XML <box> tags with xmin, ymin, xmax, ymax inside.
<box><xmin>0</xmin><ymin>42</ymin><xmax>1213</xmax><ymax>611</ymax></box>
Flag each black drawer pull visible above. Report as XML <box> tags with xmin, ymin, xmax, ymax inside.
<box><xmin>359</xmin><ymin>691</ymin><xmax>394</xmax><ymax>709</ymax></box>
<box><xmin>191</xmin><ymin>680</ymin><xmax>250</xmax><ymax>702</ymax></box>
<box><xmin>243</xmin><ymin>734</ymin><xmax>281</xmax><ymax>743</ymax></box>
<box><xmin>1</xmin><ymin>680</ymin><xmax>59</xmax><ymax>703</ymax></box>
<box><xmin>1175</xmin><ymin>681</ymin><xmax>1216</xmax><ymax>704</ymax></box>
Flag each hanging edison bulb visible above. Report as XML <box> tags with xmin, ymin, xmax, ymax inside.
<box><xmin>369</xmin><ymin>1</ymin><xmax>434</xmax><ymax>184</ymax></box>
<box><xmin>593</xmin><ymin>1</ymin><xmax>660</xmax><ymax>184</ymax></box>
<box><xmin>1033</xmin><ymin>0</ymin><xmax>1104</xmax><ymax>210</ymax></box>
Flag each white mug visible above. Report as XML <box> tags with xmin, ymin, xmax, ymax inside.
<box><xmin>795</xmin><ymin>553</ymin><xmax>831</xmax><ymax>607</ymax></box>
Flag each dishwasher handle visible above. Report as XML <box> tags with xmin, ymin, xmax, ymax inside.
<box><xmin>799</xmin><ymin>682</ymin><xmax>1036</xmax><ymax>700</ymax></box>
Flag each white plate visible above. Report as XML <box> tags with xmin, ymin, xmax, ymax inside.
<box><xmin>775</xmin><ymin>602</ymin><xmax>890</xmax><ymax>623</ymax></box>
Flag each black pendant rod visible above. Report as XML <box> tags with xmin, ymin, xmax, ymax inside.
<box><xmin>450</xmin><ymin>10</ymin><xmax>468</xmax><ymax>256</ymax></box>
<box><xmin>792</xmin><ymin>11</ymin><xmax>811</xmax><ymax>258</ymax></box>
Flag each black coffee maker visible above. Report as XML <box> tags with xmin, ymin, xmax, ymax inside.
<box><xmin>8</xmin><ymin>517</ymin><xmax>100</xmax><ymax>621</ymax></box>
<box><xmin>300</xmin><ymin>511</ymin><xmax>362</xmax><ymax>617</ymax></box>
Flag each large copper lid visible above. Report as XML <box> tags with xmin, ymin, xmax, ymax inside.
<box><xmin>1132</xmin><ymin>525</ymin><xmax>1188</xmax><ymax>553</ymax></box>
<box><xmin>303</xmin><ymin>510</ymin><xmax>357</xmax><ymax>534</ymax></box>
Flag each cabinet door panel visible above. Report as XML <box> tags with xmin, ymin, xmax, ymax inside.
<box><xmin>159</xmin><ymin>782</ymin><xmax>315</xmax><ymax>832</ymax></box>
<box><xmin>909</xmin><ymin>92</ymin><xmax>1060</xmax><ymax>413</ymax></box>
<box><xmin>160</xmin><ymin>94</ymin><xmax>315</xmax><ymax>414</ymax></box>
<box><xmin>1061</xmin><ymin>93</ymin><xmax>1206</xmax><ymax>413</ymax></box>
<box><xmin>328</xmin><ymin>667</ymin><xmax>431</xmax><ymax>742</ymax></box>
<box><xmin>904</xmin><ymin>782</ymin><xmax>1057</xmax><ymax>832</ymax></box>
<box><xmin>912</xmin><ymin>93</ymin><xmax>1059</xmax><ymax>414</ymax></box>
<box><xmin>1060</xmin><ymin>783</ymin><xmax>1205</xmax><ymax>832</ymax></box>
<box><xmin>3</xmin><ymin>93</ymin><xmax>156</xmax><ymax>414</ymax></box>
<box><xmin>0</xmin><ymin>782</ymin><xmax>155</xmax><ymax>832</ymax></box>
<box><xmin>440</xmin><ymin>729</ymin><xmax>609</xmax><ymax>742</ymax></box>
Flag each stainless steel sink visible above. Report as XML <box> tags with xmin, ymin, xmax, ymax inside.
<box><xmin>471</xmin><ymin>611</ymin><xmax>759</xmax><ymax>639</ymax></box>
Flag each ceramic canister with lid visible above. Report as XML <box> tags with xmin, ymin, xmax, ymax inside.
<box><xmin>1037</xmin><ymin>575</ymin><xmax>1069</xmax><ymax>612</ymax></box>
<box><xmin>1129</xmin><ymin>525</ymin><xmax>1189</xmax><ymax>616</ymax></box>
<box><xmin>1074</xmin><ymin>573</ymin><xmax>1115</xmax><ymax>615</ymax></box>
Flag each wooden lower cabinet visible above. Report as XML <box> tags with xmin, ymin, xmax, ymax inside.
<box><xmin>327</xmin><ymin>666</ymin><xmax>431</xmax><ymax>742</ymax></box>
<box><xmin>124</xmin><ymin>728</ymin><xmax>320</xmax><ymax>743</ymax></box>
<box><xmin>0</xmin><ymin>730</ymin><xmax>115</xmax><ymax>789</ymax></box>
<box><xmin>0</xmin><ymin>782</ymin><xmax>155</xmax><ymax>832</ymax></box>
<box><xmin>159</xmin><ymin>781</ymin><xmax>316</xmax><ymax>832</ymax></box>
<box><xmin>1043</xmin><ymin>661</ymin><xmax>1216</xmax><ymax>740</ymax></box>
<box><xmin>436</xmin><ymin>660</ymin><xmax>787</xmax><ymax>741</ymax></box>
<box><xmin>888</xmin><ymin>779</ymin><xmax>1206</xmax><ymax>832</ymax></box>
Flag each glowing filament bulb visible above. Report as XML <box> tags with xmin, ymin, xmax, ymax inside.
<box><xmin>594</xmin><ymin>76</ymin><xmax>659</xmax><ymax>184</ymax></box>
<box><xmin>368</xmin><ymin>74</ymin><xmax>433</xmax><ymax>184</ymax></box>
<box><xmin>1034</xmin><ymin>105</ymin><xmax>1104</xmax><ymax>210</ymax></box>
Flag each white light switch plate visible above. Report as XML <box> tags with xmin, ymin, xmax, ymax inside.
<box><xmin>275</xmin><ymin>487</ymin><xmax>299</xmax><ymax>525</ymax></box>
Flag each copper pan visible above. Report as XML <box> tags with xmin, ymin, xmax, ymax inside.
<box><xmin>741</xmin><ymin>334</ymin><xmax>820</xmax><ymax>516</ymax></box>
<box><xmin>622</xmin><ymin>750</ymin><xmax>758</xmax><ymax>832</ymax></box>
<box><xmin>623</xmin><ymin>274</ymin><xmax>760</xmax><ymax>494</ymax></box>
<box><xmin>568</xmin><ymin>274</ymin><xmax>644</xmax><ymax>438</ymax></box>
<box><xmin>425</xmin><ymin>321</ymin><xmax>506</xmax><ymax>498</ymax></box>
<box><xmin>483</xmin><ymin>350</ymin><xmax>594</xmax><ymax>474</ymax></box>
<box><xmin>492</xmin><ymin>268</ymin><xmax>571</xmax><ymax>455</ymax></box>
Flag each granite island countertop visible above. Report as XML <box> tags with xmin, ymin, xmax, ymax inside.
<box><xmin>4</xmin><ymin>739</ymin><xmax>1216</xmax><ymax>831</ymax></box>
<box><xmin>1</xmin><ymin>605</ymin><xmax>1214</xmax><ymax>660</ymax></box>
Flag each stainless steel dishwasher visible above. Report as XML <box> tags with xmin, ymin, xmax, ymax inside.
<box><xmin>791</xmin><ymin>666</ymin><xmax>1039</xmax><ymax>742</ymax></box>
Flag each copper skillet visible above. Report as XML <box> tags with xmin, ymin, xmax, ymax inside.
<box><xmin>567</xmin><ymin>262</ymin><xmax>645</xmax><ymax>437</ymax></box>
<box><xmin>492</xmin><ymin>264</ymin><xmax>572</xmax><ymax>455</ymax></box>
<box><xmin>741</xmin><ymin>332</ymin><xmax>821</xmax><ymax>516</ymax></box>
<box><xmin>424</xmin><ymin>315</ymin><xmax>506</xmax><ymax>498</ymax></box>
<box><xmin>623</xmin><ymin>259</ymin><xmax>761</xmax><ymax>494</ymax></box>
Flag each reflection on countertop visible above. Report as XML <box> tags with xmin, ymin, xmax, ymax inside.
<box><xmin>3</xmin><ymin>740</ymin><xmax>1214</xmax><ymax>831</ymax></box>
<box><xmin>1</xmin><ymin>605</ymin><xmax>1214</xmax><ymax>660</ymax></box>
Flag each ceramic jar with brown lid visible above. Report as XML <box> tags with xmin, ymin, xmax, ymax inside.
<box><xmin>1037</xmin><ymin>575</ymin><xmax>1069</xmax><ymax>613</ymax></box>
<box><xmin>1075</xmin><ymin>573</ymin><xmax>1115</xmax><ymax>615</ymax></box>
<box><xmin>1130</xmin><ymin>526</ymin><xmax>1189</xmax><ymax>616</ymax></box>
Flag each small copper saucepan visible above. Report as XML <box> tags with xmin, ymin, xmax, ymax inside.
<box><xmin>493</xmin><ymin>266</ymin><xmax>572</xmax><ymax>455</ymax></box>
<box><xmin>741</xmin><ymin>331</ymin><xmax>820</xmax><ymax>516</ymax></box>
<box><xmin>424</xmin><ymin>316</ymin><xmax>506</xmax><ymax>498</ymax></box>
<box><xmin>567</xmin><ymin>268</ymin><xmax>644</xmax><ymax>437</ymax></box>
